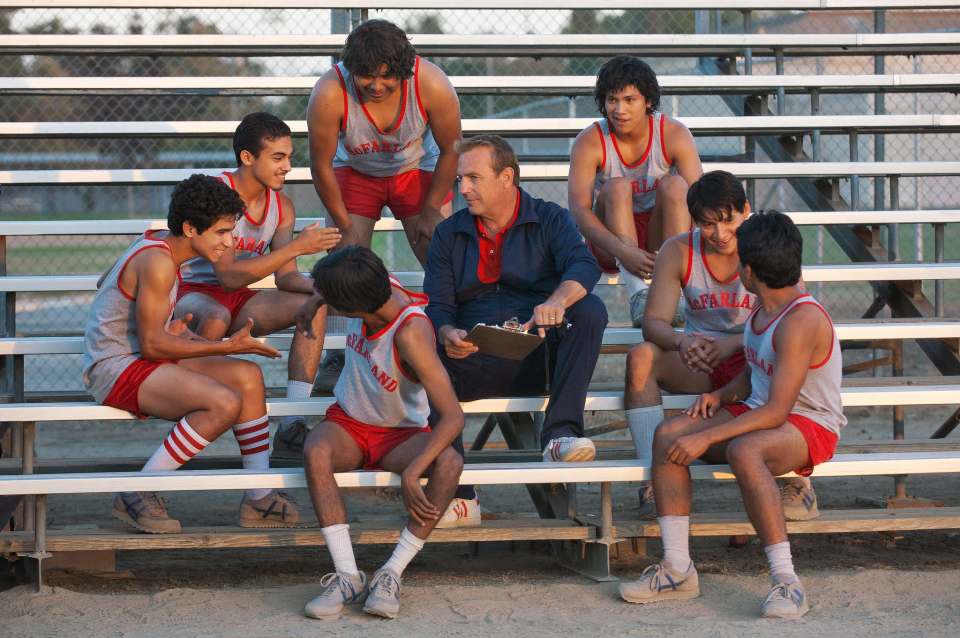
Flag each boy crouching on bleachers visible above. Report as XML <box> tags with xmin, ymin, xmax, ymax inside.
<box><xmin>298</xmin><ymin>246</ymin><xmax>465</xmax><ymax>621</ymax></box>
<box><xmin>618</xmin><ymin>212</ymin><xmax>846</xmax><ymax>619</ymax></box>
<box><xmin>82</xmin><ymin>174</ymin><xmax>299</xmax><ymax>534</ymax></box>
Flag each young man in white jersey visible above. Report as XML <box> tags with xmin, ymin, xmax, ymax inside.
<box><xmin>306</xmin><ymin>19</ymin><xmax>461</xmax><ymax>266</ymax></box>
<box><xmin>83</xmin><ymin>175</ymin><xmax>300</xmax><ymax>534</ymax></box>
<box><xmin>568</xmin><ymin>55</ymin><xmax>703</xmax><ymax>327</ymax></box>
<box><xmin>625</xmin><ymin>171</ymin><xmax>818</xmax><ymax>520</ymax></box>
<box><xmin>299</xmin><ymin>246</ymin><xmax>465</xmax><ymax>621</ymax></box>
<box><xmin>305</xmin><ymin>18</ymin><xmax>462</xmax><ymax>392</ymax></box>
<box><xmin>618</xmin><ymin>212</ymin><xmax>846</xmax><ymax>619</ymax></box>
<box><xmin>174</xmin><ymin>113</ymin><xmax>341</xmax><ymax>459</ymax></box>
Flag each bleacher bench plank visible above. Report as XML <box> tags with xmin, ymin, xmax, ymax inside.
<box><xmin>2</xmin><ymin>319</ymin><xmax>958</xmax><ymax>358</ymax></box>
<box><xmin>3</xmin><ymin>210</ymin><xmax>958</xmax><ymax>238</ymax></box>
<box><xmin>5</xmin><ymin>162</ymin><xmax>959</xmax><ymax>186</ymax></box>
<box><xmin>3</xmin><ymin>452</ymin><xmax>960</xmax><ymax>497</ymax></box>
<box><xmin>2</xmin><ymin>508</ymin><xmax>959</xmax><ymax>553</ymax></box>
<box><xmin>7</xmin><ymin>115</ymin><xmax>959</xmax><ymax>139</ymax></box>
<box><xmin>0</xmin><ymin>518</ymin><xmax>592</xmax><ymax>554</ymax></box>
<box><xmin>4</xmin><ymin>33</ymin><xmax>960</xmax><ymax>58</ymax></box>
<box><xmin>1</xmin><ymin>74</ymin><xmax>956</xmax><ymax>96</ymax></box>
<box><xmin>2</xmin><ymin>261</ymin><xmax>958</xmax><ymax>295</ymax></box>
<box><xmin>0</xmin><ymin>378</ymin><xmax>957</xmax><ymax>422</ymax></box>
<box><xmin>5</xmin><ymin>74</ymin><xmax>958</xmax><ymax>97</ymax></box>
<box><xmin>612</xmin><ymin>507</ymin><xmax>960</xmax><ymax>537</ymax></box>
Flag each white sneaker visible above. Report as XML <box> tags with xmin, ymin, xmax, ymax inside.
<box><xmin>542</xmin><ymin>437</ymin><xmax>596</xmax><ymax>462</ymax></box>
<box><xmin>304</xmin><ymin>571</ymin><xmax>367</xmax><ymax>619</ymax></box>
<box><xmin>435</xmin><ymin>497</ymin><xmax>481</xmax><ymax>529</ymax></box>
<box><xmin>619</xmin><ymin>562</ymin><xmax>700</xmax><ymax>604</ymax></box>
<box><xmin>363</xmin><ymin>568</ymin><xmax>402</xmax><ymax>619</ymax></box>
<box><xmin>761</xmin><ymin>579</ymin><xmax>810</xmax><ymax>619</ymax></box>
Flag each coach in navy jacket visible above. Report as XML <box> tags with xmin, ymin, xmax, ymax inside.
<box><xmin>425</xmin><ymin>136</ymin><xmax>607</xmax><ymax>500</ymax></box>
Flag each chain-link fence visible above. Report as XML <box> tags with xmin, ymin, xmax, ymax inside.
<box><xmin>1</xmin><ymin>7</ymin><xmax>958</xmax><ymax>390</ymax></box>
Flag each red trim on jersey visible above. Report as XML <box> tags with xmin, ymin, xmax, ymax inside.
<box><xmin>388</xmin><ymin>277</ymin><xmax>429</xmax><ymax>305</ymax></box>
<box><xmin>414</xmin><ymin>56</ymin><xmax>428</xmax><ymax>121</ymax></box>
<box><xmin>275</xmin><ymin>190</ymin><xmax>283</xmax><ymax>226</ymax></box>
<box><xmin>593</xmin><ymin>122</ymin><xmax>607</xmax><ymax>172</ymax></box>
<box><xmin>244</xmin><ymin>185</ymin><xmax>269</xmax><ymax>227</ymax></box>
<box><xmin>681</xmin><ymin>231</ymin><xmax>694</xmax><ymax>286</ymax></box>
<box><xmin>700</xmin><ymin>233</ymin><xmax>739</xmax><ymax>284</ymax></box>
<box><xmin>363</xmin><ymin>302</ymin><xmax>428</xmax><ymax>342</ymax></box>
<box><xmin>392</xmin><ymin>313</ymin><xmax>433</xmax><ymax>383</ymax></box>
<box><xmin>333</xmin><ymin>64</ymin><xmax>348</xmax><ymax>133</ymax></box>
<box><xmin>223</xmin><ymin>170</ymin><xmax>269</xmax><ymax>227</ymax></box>
<box><xmin>750</xmin><ymin>293</ymin><xmax>810</xmax><ymax>335</ymax></box>
<box><xmin>659</xmin><ymin>114</ymin><xmax>672</xmax><ymax>166</ymax></box>
<box><xmin>116</xmin><ymin>241</ymin><xmax>172</xmax><ymax>301</ymax></box>
<box><xmin>359</xmin><ymin>73</ymin><xmax>408</xmax><ymax>136</ymax></box>
<box><xmin>769</xmin><ymin>300</ymin><xmax>835</xmax><ymax>368</ymax></box>
<box><xmin>610</xmin><ymin>114</ymin><xmax>653</xmax><ymax>169</ymax></box>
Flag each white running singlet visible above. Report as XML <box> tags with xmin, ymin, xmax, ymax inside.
<box><xmin>743</xmin><ymin>293</ymin><xmax>847</xmax><ymax>435</ymax></box>
<box><xmin>592</xmin><ymin>113</ymin><xmax>675</xmax><ymax>214</ymax></box>
<box><xmin>681</xmin><ymin>228</ymin><xmax>756</xmax><ymax>338</ymax></box>
<box><xmin>179</xmin><ymin>172</ymin><xmax>282</xmax><ymax>285</ymax></box>
<box><xmin>333</xmin><ymin>279</ymin><xmax>432</xmax><ymax>428</ymax></box>
<box><xmin>82</xmin><ymin>231</ymin><xmax>178</xmax><ymax>403</ymax></box>
<box><xmin>332</xmin><ymin>56</ymin><xmax>440</xmax><ymax>177</ymax></box>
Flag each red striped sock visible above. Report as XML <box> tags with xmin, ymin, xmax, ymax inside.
<box><xmin>143</xmin><ymin>418</ymin><xmax>211</xmax><ymax>471</ymax></box>
<box><xmin>234</xmin><ymin>417</ymin><xmax>272</xmax><ymax>500</ymax></box>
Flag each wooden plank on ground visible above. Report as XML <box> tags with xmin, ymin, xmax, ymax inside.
<box><xmin>612</xmin><ymin>507</ymin><xmax>960</xmax><ymax>537</ymax></box>
<box><xmin>0</xmin><ymin>518</ymin><xmax>591</xmax><ymax>552</ymax></box>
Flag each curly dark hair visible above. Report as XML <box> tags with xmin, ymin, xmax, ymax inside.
<box><xmin>167</xmin><ymin>174</ymin><xmax>244</xmax><ymax>236</ymax></box>
<box><xmin>311</xmin><ymin>245</ymin><xmax>392</xmax><ymax>314</ymax></box>
<box><xmin>233</xmin><ymin>112</ymin><xmax>291</xmax><ymax>165</ymax></box>
<box><xmin>593</xmin><ymin>55</ymin><xmax>660</xmax><ymax>117</ymax></box>
<box><xmin>687</xmin><ymin>170</ymin><xmax>748</xmax><ymax>224</ymax></box>
<box><xmin>736</xmin><ymin>211</ymin><xmax>803</xmax><ymax>289</ymax></box>
<box><xmin>341</xmin><ymin>19</ymin><xmax>416</xmax><ymax>80</ymax></box>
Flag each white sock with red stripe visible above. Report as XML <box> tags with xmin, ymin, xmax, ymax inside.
<box><xmin>143</xmin><ymin>417</ymin><xmax>210</xmax><ymax>471</ymax></box>
<box><xmin>233</xmin><ymin>416</ymin><xmax>272</xmax><ymax>501</ymax></box>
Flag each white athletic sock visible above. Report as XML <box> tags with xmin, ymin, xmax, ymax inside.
<box><xmin>627</xmin><ymin>405</ymin><xmax>664</xmax><ymax>463</ymax></box>
<box><xmin>233</xmin><ymin>416</ymin><xmax>272</xmax><ymax>501</ymax></box>
<box><xmin>659</xmin><ymin>515</ymin><xmax>692</xmax><ymax>573</ymax></box>
<box><xmin>764</xmin><ymin>541</ymin><xmax>798</xmax><ymax>584</ymax></box>
<box><xmin>143</xmin><ymin>418</ymin><xmax>211</xmax><ymax>472</ymax></box>
<box><xmin>322</xmin><ymin>523</ymin><xmax>359</xmax><ymax>576</ymax></box>
<box><xmin>617</xmin><ymin>259</ymin><xmax>648</xmax><ymax>297</ymax></box>
<box><xmin>382</xmin><ymin>527</ymin><xmax>426</xmax><ymax>577</ymax></box>
<box><xmin>281</xmin><ymin>380</ymin><xmax>313</xmax><ymax>430</ymax></box>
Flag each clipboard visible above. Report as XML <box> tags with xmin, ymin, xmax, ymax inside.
<box><xmin>464</xmin><ymin>323</ymin><xmax>544</xmax><ymax>361</ymax></box>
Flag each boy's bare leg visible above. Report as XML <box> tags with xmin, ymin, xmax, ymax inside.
<box><xmin>174</xmin><ymin>293</ymin><xmax>232</xmax><ymax>341</ymax></box>
<box><xmin>651</xmin><ymin>410</ymin><xmax>735</xmax><ymax>517</ymax></box>
<box><xmin>378</xmin><ymin>433</ymin><xmax>464</xmax><ymax>540</ymax></box>
<box><xmin>302</xmin><ymin>421</ymin><xmax>368</xmax><ymax>618</ymax></box>
<box><xmin>401</xmin><ymin>200</ymin><xmax>453</xmax><ymax>267</ymax></box>
<box><xmin>363</xmin><ymin>434</ymin><xmax>464</xmax><ymax>619</ymax></box>
<box><xmin>645</xmin><ymin>174</ymin><xmax>691</xmax><ymax>251</ymax></box>
<box><xmin>725</xmin><ymin>424</ymin><xmax>809</xmax><ymax>546</ymax></box>
<box><xmin>302</xmin><ymin>422</ymin><xmax>364</xmax><ymax>526</ymax></box>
